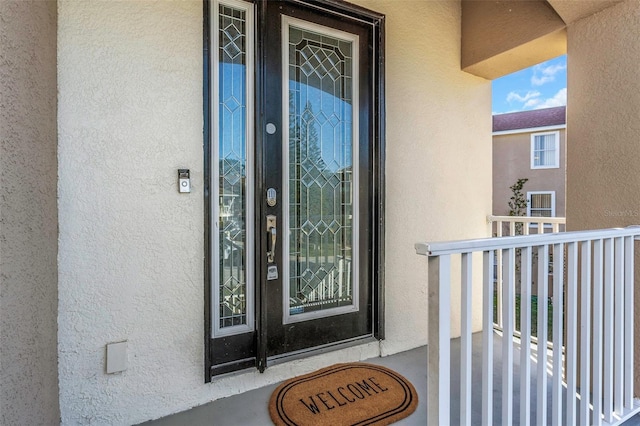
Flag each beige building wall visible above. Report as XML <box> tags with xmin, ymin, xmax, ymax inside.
<box><xmin>0</xmin><ymin>1</ymin><xmax>60</xmax><ymax>424</ymax></box>
<box><xmin>353</xmin><ymin>0</ymin><xmax>492</xmax><ymax>348</ymax></box>
<box><xmin>493</xmin><ymin>129</ymin><xmax>566</xmax><ymax>218</ymax></box>
<box><xmin>566</xmin><ymin>0</ymin><xmax>640</xmax><ymax>394</ymax></box>
<box><xmin>56</xmin><ymin>0</ymin><xmax>491</xmax><ymax>423</ymax></box>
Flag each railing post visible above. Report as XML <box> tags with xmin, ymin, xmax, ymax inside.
<box><xmin>565</xmin><ymin>242</ymin><xmax>578</xmax><ymax>425</ymax></box>
<box><xmin>614</xmin><ymin>237</ymin><xmax>624</xmax><ymax>416</ymax></box>
<box><xmin>496</xmin><ymin>221</ymin><xmax>503</xmax><ymax>328</ymax></box>
<box><xmin>460</xmin><ymin>252</ymin><xmax>473</xmax><ymax>426</ymax></box>
<box><xmin>502</xmin><ymin>247</ymin><xmax>515</xmax><ymax>424</ymax></box>
<box><xmin>537</xmin><ymin>244</ymin><xmax>549</xmax><ymax>426</ymax></box>
<box><xmin>603</xmin><ymin>238</ymin><xmax>614</xmax><ymax>423</ymax></box>
<box><xmin>593</xmin><ymin>239</ymin><xmax>604</xmax><ymax>426</ymax></box>
<box><xmin>580</xmin><ymin>240</ymin><xmax>592</xmax><ymax>425</ymax></box>
<box><xmin>428</xmin><ymin>254</ymin><xmax>451</xmax><ymax>426</ymax></box>
<box><xmin>625</xmin><ymin>236</ymin><xmax>635</xmax><ymax>410</ymax></box>
<box><xmin>482</xmin><ymin>250</ymin><xmax>494</xmax><ymax>426</ymax></box>
<box><xmin>551</xmin><ymin>243</ymin><xmax>564</xmax><ymax>426</ymax></box>
<box><xmin>520</xmin><ymin>246</ymin><xmax>533</xmax><ymax>426</ymax></box>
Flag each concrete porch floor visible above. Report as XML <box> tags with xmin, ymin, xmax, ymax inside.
<box><xmin>143</xmin><ymin>332</ymin><xmax>640</xmax><ymax>425</ymax></box>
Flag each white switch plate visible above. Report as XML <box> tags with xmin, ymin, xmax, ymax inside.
<box><xmin>106</xmin><ymin>341</ymin><xmax>128</xmax><ymax>374</ymax></box>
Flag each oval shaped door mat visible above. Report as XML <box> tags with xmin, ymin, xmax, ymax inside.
<box><xmin>269</xmin><ymin>363</ymin><xmax>418</xmax><ymax>426</ymax></box>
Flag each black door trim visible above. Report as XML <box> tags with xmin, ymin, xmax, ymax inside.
<box><xmin>203</xmin><ymin>0</ymin><xmax>212</xmax><ymax>382</ymax></box>
<box><xmin>204</xmin><ymin>0</ymin><xmax>385</xmax><ymax>381</ymax></box>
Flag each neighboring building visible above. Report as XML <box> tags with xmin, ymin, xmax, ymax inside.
<box><xmin>492</xmin><ymin>107</ymin><xmax>566</xmax><ymax>296</ymax></box>
<box><xmin>492</xmin><ymin>106</ymin><xmax>566</xmax><ymax>223</ymax></box>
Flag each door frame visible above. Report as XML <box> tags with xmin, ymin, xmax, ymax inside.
<box><xmin>203</xmin><ymin>0</ymin><xmax>386</xmax><ymax>382</ymax></box>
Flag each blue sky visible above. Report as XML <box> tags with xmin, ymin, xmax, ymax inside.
<box><xmin>492</xmin><ymin>54</ymin><xmax>566</xmax><ymax>114</ymax></box>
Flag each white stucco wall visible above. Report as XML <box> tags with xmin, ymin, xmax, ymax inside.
<box><xmin>57</xmin><ymin>0</ymin><xmax>491</xmax><ymax>423</ymax></box>
<box><xmin>351</xmin><ymin>0</ymin><xmax>491</xmax><ymax>349</ymax></box>
<box><xmin>0</xmin><ymin>1</ymin><xmax>60</xmax><ymax>424</ymax></box>
<box><xmin>57</xmin><ymin>1</ymin><xmax>206</xmax><ymax>423</ymax></box>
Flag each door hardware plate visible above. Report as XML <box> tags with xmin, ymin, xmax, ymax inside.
<box><xmin>267</xmin><ymin>265</ymin><xmax>278</xmax><ymax>280</ymax></box>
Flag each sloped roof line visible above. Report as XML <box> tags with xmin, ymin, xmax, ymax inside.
<box><xmin>493</xmin><ymin>106</ymin><xmax>566</xmax><ymax>132</ymax></box>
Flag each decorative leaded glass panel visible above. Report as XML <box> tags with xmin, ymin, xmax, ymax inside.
<box><xmin>287</xmin><ymin>23</ymin><xmax>356</xmax><ymax>317</ymax></box>
<box><xmin>218</xmin><ymin>4</ymin><xmax>248</xmax><ymax>330</ymax></box>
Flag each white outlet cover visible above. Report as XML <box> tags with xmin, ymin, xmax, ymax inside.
<box><xmin>106</xmin><ymin>341</ymin><xmax>128</xmax><ymax>374</ymax></box>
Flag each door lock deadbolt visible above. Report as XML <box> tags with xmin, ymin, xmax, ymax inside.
<box><xmin>267</xmin><ymin>188</ymin><xmax>277</xmax><ymax>207</ymax></box>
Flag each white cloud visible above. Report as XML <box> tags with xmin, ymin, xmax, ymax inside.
<box><xmin>506</xmin><ymin>90</ymin><xmax>541</xmax><ymax>104</ymax></box>
<box><xmin>533</xmin><ymin>88</ymin><xmax>567</xmax><ymax>109</ymax></box>
<box><xmin>531</xmin><ymin>63</ymin><xmax>566</xmax><ymax>86</ymax></box>
<box><xmin>524</xmin><ymin>98</ymin><xmax>541</xmax><ymax>108</ymax></box>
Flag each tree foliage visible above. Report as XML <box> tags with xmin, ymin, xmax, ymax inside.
<box><xmin>508</xmin><ymin>178</ymin><xmax>529</xmax><ymax>218</ymax></box>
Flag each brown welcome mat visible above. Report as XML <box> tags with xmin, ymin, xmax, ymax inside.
<box><xmin>269</xmin><ymin>363</ymin><xmax>418</xmax><ymax>426</ymax></box>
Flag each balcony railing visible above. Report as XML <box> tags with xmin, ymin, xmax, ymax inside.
<box><xmin>488</xmin><ymin>214</ymin><xmax>566</xmax><ymax>236</ymax></box>
<box><xmin>487</xmin><ymin>215</ymin><xmax>566</xmax><ymax>330</ymax></box>
<box><xmin>416</xmin><ymin>226</ymin><xmax>640</xmax><ymax>425</ymax></box>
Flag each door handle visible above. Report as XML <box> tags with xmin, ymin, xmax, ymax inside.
<box><xmin>266</xmin><ymin>215</ymin><xmax>276</xmax><ymax>263</ymax></box>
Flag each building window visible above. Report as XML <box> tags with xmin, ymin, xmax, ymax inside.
<box><xmin>527</xmin><ymin>191</ymin><xmax>555</xmax><ymax>218</ymax></box>
<box><xmin>531</xmin><ymin>131</ymin><xmax>559</xmax><ymax>169</ymax></box>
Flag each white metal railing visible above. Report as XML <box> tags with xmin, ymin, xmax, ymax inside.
<box><xmin>487</xmin><ymin>215</ymin><xmax>566</xmax><ymax>237</ymax></box>
<box><xmin>415</xmin><ymin>227</ymin><xmax>640</xmax><ymax>426</ymax></box>
<box><xmin>488</xmin><ymin>215</ymin><xmax>566</xmax><ymax>329</ymax></box>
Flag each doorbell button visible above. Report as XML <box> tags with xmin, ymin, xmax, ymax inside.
<box><xmin>178</xmin><ymin>169</ymin><xmax>190</xmax><ymax>193</ymax></box>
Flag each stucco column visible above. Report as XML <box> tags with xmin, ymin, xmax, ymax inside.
<box><xmin>0</xmin><ymin>1</ymin><xmax>60</xmax><ymax>423</ymax></box>
<box><xmin>566</xmin><ymin>0</ymin><xmax>640</xmax><ymax>396</ymax></box>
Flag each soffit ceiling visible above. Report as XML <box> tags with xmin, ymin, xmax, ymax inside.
<box><xmin>546</xmin><ymin>0</ymin><xmax>624</xmax><ymax>24</ymax></box>
<box><xmin>460</xmin><ymin>0</ymin><xmax>625</xmax><ymax>79</ymax></box>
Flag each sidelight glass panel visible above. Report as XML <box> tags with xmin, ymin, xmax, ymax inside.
<box><xmin>213</xmin><ymin>0</ymin><xmax>254</xmax><ymax>336</ymax></box>
<box><xmin>284</xmin><ymin>19</ymin><xmax>359</xmax><ymax>320</ymax></box>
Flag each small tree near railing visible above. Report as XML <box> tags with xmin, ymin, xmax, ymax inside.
<box><xmin>508</xmin><ymin>178</ymin><xmax>529</xmax><ymax>236</ymax></box>
<box><xmin>508</xmin><ymin>178</ymin><xmax>529</xmax><ymax>291</ymax></box>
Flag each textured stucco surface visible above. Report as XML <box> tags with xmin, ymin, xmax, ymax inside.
<box><xmin>0</xmin><ymin>0</ymin><xmax>60</xmax><ymax>424</ymax></box>
<box><xmin>350</xmin><ymin>0</ymin><xmax>492</xmax><ymax>346</ymax></box>
<box><xmin>57</xmin><ymin>1</ymin><xmax>208</xmax><ymax>424</ymax></box>
<box><xmin>566</xmin><ymin>0</ymin><xmax>640</xmax><ymax>394</ymax></box>
<box><xmin>57</xmin><ymin>0</ymin><xmax>492</xmax><ymax>423</ymax></box>
<box><xmin>566</xmin><ymin>0</ymin><xmax>640</xmax><ymax>231</ymax></box>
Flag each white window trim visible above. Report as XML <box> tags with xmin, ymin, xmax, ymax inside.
<box><xmin>527</xmin><ymin>191</ymin><xmax>556</xmax><ymax>228</ymax></box>
<box><xmin>530</xmin><ymin>131</ymin><xmax>560</xmax><ymax>169</ymax></box>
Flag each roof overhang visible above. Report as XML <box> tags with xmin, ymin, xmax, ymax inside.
<box><xmin>462</xmin><ymin>0</ymin><xmax>623</xmax><ymax>80</ymax></box>
<box><xmin>546</xmin><ymin>0</ymin><xmax>624</xmax><ymax>25</ymax></box>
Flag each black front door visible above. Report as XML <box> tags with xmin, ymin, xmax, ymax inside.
<box><xmin>259</xmin><ymin>0</ymin><xmax>374</xmax><ymax>359</ymax></box>
<box><xmin>207</xmin><ymin>0</ymin><xmax>382</xmax><ymax>379</ymax></box>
